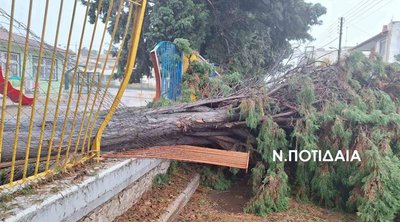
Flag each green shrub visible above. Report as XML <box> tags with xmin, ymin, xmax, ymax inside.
<box><xmin>153</xmin><ymin>173</ymin><xmax>170</xmax><ymax>187</ymax></box>
<box><xmin>200</xmin><ymin>168</ymin><xmax>231</xmax><ymax>191</ymax></box>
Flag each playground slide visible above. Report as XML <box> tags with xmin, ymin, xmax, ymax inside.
<box><xmin>0</xmin><ymin>66</ymin><xmax>34</xmax><ymax>105</ymax></box>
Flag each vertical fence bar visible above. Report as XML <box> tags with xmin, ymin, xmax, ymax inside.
<box><xmin>0</xmin><ymin>0</ymin><xmax>150</xmax><ymax>189</ymax></box>
<box><xmin>46</xmin><ymin>0</ymin><xmax>78</xmax><ymax>171</ymax></box>
<box><xmin>86</xmin><ymin>6</ymin><xmax>134</xmax><ymax>153</ymax></box>
<box><xmin>56</xmin><ymin>0</ymin><xmax>91</xmax><ymax>165</ymax></box>
<box><xmin>64</xmin><ymin>0</ymin><xmax>104</xmax><ymax>161</ymax></box>
<box><xmin>34</xmin><ymin>0</ymin><xmax>64</xmax><ymax>175</ymax></box>
<box><xmin>22</xmin><ymin>0</ymin><xmax>50</xmax><ymax>180</ymax></box>
<box><xmin>75</xmin><ymin>0</ymin><xmax>119</xmax><ymax>155</ymax></box>
<box><xmin>0</xmin><ymin>0</ymin><xmax>15</xmax><ymax>170</ymax></box>
<box><xmin>15</xmin><ymin>0</ymin><xmax>33</xmax><ymax>180</ymax></box>
<box><xmin>75</xmin><ymin>0</ymin><xmax>121</xmax><ymax>154</ymax></box>
<box><xmin>93</xmin><ymin>0</ymin><xmax>148</xmax><ymax>158</ymax></box>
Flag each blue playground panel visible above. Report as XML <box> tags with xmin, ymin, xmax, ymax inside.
<box><xmin>153</xmin><ymin>41</ymin><xmax>183</xmax><ymax>100</ymax></box>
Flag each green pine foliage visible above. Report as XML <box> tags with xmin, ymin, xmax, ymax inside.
<box><xmin>174</xmin><ymin>38</ymin><xmax>193</xmax><ymax>54</ymax></box>
<box><xmin>241</xmin><ymin>53</ymin><xmax>400</xmax><ymax>221</ymax></box>
<box><xmin>250</xmin><ymin>162</ymin><xmax>266</xmax><ymax>194</ymax></box>
<box><xmin>200</xmin><ymin>167</ymin><xmax>232</xmax><ymax>191</ymax></box>
<box><xmin>239</xmin><ymin>99</ymin><xmax>265</xmax><ymax>130</ymax></box>
<box><xmin>153</xmin><ymin>173</ymin><xmax>170</xmax><ymax>187</ymax></box>
<box><xmin>256</xmin><ymin>118</ymin><xmax>288</xmax><ymax>166</ymax></box>
<box><xmin>245</xmin><ymin>118</ymin><xmax>290</xmax><ymax>215</ymax></box>
<box><xmin>352</xmin><ymin>147</ymin><xmax>400</xmax><ymax>222</ymax></box>
<box><xmin>179</xmin><ymin>41</ymin><xmax>241</xmax><ymax>101</ymax></box>
<box><xmin>292</xmin><ymin>79</ymin><xmax>319</xmax><ymax>201</ymax></box>
<box><xmin>245</xmin><ymin>165</ymin><xmax>290</xmax><ymax>216</ymax></box>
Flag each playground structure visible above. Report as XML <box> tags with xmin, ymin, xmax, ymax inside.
<box><xmin>0</xmin><ymin>0</ymin><xmax>147</xmax><ymax>189</ymax></box>
<box><xmin>151</xmin><ymin>41</ymin><xmax>220</xmax><ymax>101</ymax></box>
<box><xmin>150</xmin><ymin>41</ymin><xmax>183</xmax><ymax>101</ymax></box>
<box><xmin>0</xmin><ymin>66</ymin><xmax>33</xmax><ymax>105</ymax></box>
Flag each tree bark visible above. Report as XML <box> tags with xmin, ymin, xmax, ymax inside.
<box><xmin>0</xmin><ymin>94</ymin><xmax>256</xmax><ymax>165</ymax></box>
<box><xmin>100</xmin><ymin>94</ymin><xmax>253</xmax><ymax>152</ymax></box>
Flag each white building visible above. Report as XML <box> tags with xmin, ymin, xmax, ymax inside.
<box><xmin>352</xmin><ymin>21</ymin><xmax>400</xmax><ymax>63</ymax></box>
<box><xmin>313</xmin><ymin>47</ymin><xmax>351</xmax><ymax>65</ymax></box>
<box><xmin>78</xmin><ymin>54</ymin><xmax>118</xmax><ymax>86</ymax></box>
<box><xmin>300</xmin><ymin>46</ymin><xmax>351</xmax><ymax>66</ymax></box>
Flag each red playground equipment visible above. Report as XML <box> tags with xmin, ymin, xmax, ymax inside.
<box><xmin>0</xmin><ymin>66</ymin><xmax>33</xmax><ymax>105</ymax></box>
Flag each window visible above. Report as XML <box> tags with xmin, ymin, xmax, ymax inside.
<box><xmin>379</xmin><ymin>39</ymin><xmax>386</xmax><ymax>56</ymax></box>
<box><xmin>0</xmin><ymin>51</ymin><xmax>20</xmax><ymax>77</ymax></box>
<box><xmin>32</xmin><ymin>57</ymin><xmax>58</xmax><ymax>81</ymax></box>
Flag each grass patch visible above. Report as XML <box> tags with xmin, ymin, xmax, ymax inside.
<box><xmin>16</xmin><ymin>185</ymin><xmax>37</xmax><ymax>196</ymax></box>
<box><xmin>153</xmin><ymin>173</ymin><xmax>170</xmax><ymax>187</ymax></box>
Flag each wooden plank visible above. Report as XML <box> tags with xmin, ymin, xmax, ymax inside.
<box><xmin>102</xmin><ymin>145</ymin><xmax>250</xmax><ymax>170</ymax></box>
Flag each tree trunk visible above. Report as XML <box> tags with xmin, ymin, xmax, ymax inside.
<box><xmin>100</xmin><ymin>94</ymin><xmax>254</xmax><ymax>152</ymax></box>
<box><xmin>0</xmin><ymin>94</ymin><xmax>257</xmax><ymax>165</ymax></box>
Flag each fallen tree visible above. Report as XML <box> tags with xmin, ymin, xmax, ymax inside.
<box><xmin>102</xmin><ymin>52</ymin><xmax>400</xmax><ymax>221</ymax></box>
<box><xmin>2</xmin><ymin>52</ymin><xmax>400</xmax><ymax>221</ymax></box>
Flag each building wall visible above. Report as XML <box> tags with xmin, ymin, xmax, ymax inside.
<box><xmin>352</xmin><ymin>21</ymin><xmax>400</xmax><ymax>63</ymax></box>
<box><xmin>374</xmin><ymin>37</ymin><xmax>386</xmax><ymax>58</ymax></box>
<box><xmin>0</xmin><ymin>42</ymin><xmax>65</xmax><ymax>95</ymax></box>
<box><xmin>372</xmin><ymin>22</ymin><xmax>400</xmax><ymax>63</ymax></box>
<box><xmin>388</xmin><ymin>22</ymin><xmax>400</xmax><ymax>63</ymax></box>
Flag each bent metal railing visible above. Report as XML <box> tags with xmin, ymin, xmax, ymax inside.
<box><xmin>0</xmin><ymin>0</ymin><xmax>147</xmax><ymax>189</ymax></box>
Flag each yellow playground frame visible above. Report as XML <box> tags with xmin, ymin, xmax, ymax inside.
<box><xmin>0</xmin><ymin>0</ymin><xmax>148</xmax><ymax>190</ymax></box>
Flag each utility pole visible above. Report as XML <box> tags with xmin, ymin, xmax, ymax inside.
<box><xmin>338</xmin><ymin>17</ymin><xmax>344</xmax><ymax>63</ymax></box>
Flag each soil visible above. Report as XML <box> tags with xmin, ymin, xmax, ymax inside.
<box><xmin>208</xmin><ymin>177</ymin><xmax>252</xmax><ymax>213</ymax></box>
<box><xmin>179</xmin><ymin>177</ymin><xmax>357</xmax><ymax>222</ymax></box>
<box><xmin>114</xmin><ymin>166</ymin><xmax>196</xmax><ymax>222</ymax></box>
<box><xmin>115</xmin><ymin>166</ymin><xmax>356</xmax><ymax>222</ymax></box>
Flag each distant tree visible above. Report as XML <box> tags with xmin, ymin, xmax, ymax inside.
<box><xmin>203</xmin><ymin>0</ymin><xmax>326</xmax><ymax>77</ymax></box>
<box><xmin>145</xmin><ymin>0</ymin><xmax>209</xmax><ymax>50</ymax></box>
<box><xmin>82</xmin><ymin>0</ymin><xmax>150</xmax><ymax>83</ymax></box>
<box><xmin>84</xmin><ymin>0</ymin><xmax>326</xmax><ymax>82</ymax></box>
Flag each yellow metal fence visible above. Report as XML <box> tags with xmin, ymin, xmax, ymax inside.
<box><xmin>0</xmin><ymin>0</ymin><xmax>147</xmax><ymax>189</ymax></box>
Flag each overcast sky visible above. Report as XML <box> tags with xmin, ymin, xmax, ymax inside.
<box><xmin>0</xmin><ymin>0</ymin><xmax>110</xmax><ymax>52</ymax></box>
<box><xmin>305</xmin><ymin>0</ymin><xmax>400</xmax><ymax>49</ymax></box>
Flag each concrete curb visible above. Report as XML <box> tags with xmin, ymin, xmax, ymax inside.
<box><xmin>5</xmin><ymin>158</ymin><xmax>164</xmax><ymax>222</ymax></box>
<box><xmin>158</xmin><ymin>174</ymin><xmax>200</xmax><ymax>222</ymax></box>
